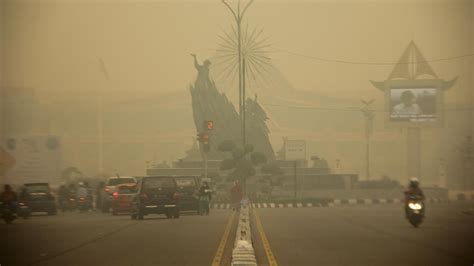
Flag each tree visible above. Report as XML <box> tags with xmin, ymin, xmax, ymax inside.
<box><xmin>60</xmin><ymin>167</ymin><xmax>83</xmax><ymax>183</ymax></box>
<box><xmin>218</xmin><ymin>140</ymin><xmax>267</xmax><ymax>190</ymax></box>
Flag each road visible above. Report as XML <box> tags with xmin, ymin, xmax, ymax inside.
<box><xmin>253</xmin><ymin>203</ymin><xmax>474</xmax><ymax>266</ymax></box>
<box><xmin>1</xmin><ymin>203</ymin><xmax>472</xmax><ymax>266</ymax></box>
<box><xmin>0</xmin><ymin>210</ymin><xmax>236</xmax><ymax>266</ymax></box>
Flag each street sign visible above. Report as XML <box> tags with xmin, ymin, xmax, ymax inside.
<box><xmin>285</xmin><ymin>140</ymin><xmax>306</xmax><ymax>161</ymax></box>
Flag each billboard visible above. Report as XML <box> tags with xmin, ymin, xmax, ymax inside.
<box><xmin>3</xmin><ymin>135</ymin><xmax>62</xmax><ymax>185</ymax></box>
<box><xmin>389</xmin><ymin>88</ymin><xmax>437</xmax><ymax>122</ymax></box>
<box><xmin>384</xmin><ymin>80</ymin><xmax>443</xmax><ymax>127</ymax></box>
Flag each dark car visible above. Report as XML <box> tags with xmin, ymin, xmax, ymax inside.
<box><xmin>174</xmin><ymin>176</ymin><xmax>199</xmax><ymax>214</ymax></box>
<box><xmin>131</xmin><ymin>176</ymin><xmax>180</xmax><ymax>220</ymax></box>
<box><xmin>22</xmin><ymin>183</ymin><xmax>57</xmax><ymax>215</ymax></box>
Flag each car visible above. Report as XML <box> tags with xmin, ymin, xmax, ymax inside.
<box><xmin>131</xmin><ymin>176</ymin><xmax>180</xmax><ymax>220</ymax></box>
<box><xmin>111</xmin><ymin>183</ymin><xmax>137</xmax><ymax>215</ymax></box>
<box><xmin>174</xmin><ymin>176</ymin><xmax>199</xmax><ymax>214</ymax></box>
<box><xmin>100</xmin><ymin>176</ymin><xmax>137</xmax><ymax>212</ymax></box>
<box><xmin>21</xmin><ymin>183</ymin><xmax>57</xmax><ymax>215</ymax></box>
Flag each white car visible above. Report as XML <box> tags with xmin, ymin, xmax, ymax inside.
<box><xmin>100</xmin><ymin>176</ymin><xmax>137</xmax><ymax>212</ymax></box>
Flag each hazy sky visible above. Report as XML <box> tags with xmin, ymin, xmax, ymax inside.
<box><xmin>1</xmin><ymin>0</ymin><xmax>472</xmax><ymax>178</ymax></box>
<box><xmin>1</xmin><ymin>0</ymin><xmax>472</xmax><ymax>104</ymax></box>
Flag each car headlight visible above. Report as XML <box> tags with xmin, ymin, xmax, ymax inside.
<box><xmin>408</xmin><ymin>202</ymin><xmax>422</xmax><ymax>210</ymax></box>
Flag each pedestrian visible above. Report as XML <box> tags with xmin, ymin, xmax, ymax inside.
<box><xmin>230</xmin><ymin>180</ymin><xmax>243</xmax><ymax>211</ymax></box>
<box><xmin>198</xmin><ymin>182</ymin><xmax>212</xmax><ymax>215</ymax></box>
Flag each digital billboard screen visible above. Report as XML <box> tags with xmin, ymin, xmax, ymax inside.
<box><xmin>389</xmin><ymin>88</ymin><xmax>437</xmax><ymax>122</ymax></box>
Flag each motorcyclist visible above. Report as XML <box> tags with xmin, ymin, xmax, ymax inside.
<box><xmin>198</xmin><ymin>182</ymin><xmax>212</xmax><ymax>215</ymax></box>
<box><xmin>404</xmin><ymin>177</ymin><xmax>425</xmax><ymax>218</ymax></box>
<box><xmin>76</xmin><ymin>182</ymin><xmax>88</xmax><ymax>199</ymax></box>
<box><xmin>1</xmin><ymin>184</ymin><xmax>18</xmax><ymax>213</ymax></box>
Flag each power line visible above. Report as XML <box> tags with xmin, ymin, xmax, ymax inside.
<box><xmin>262</xmin><ymin>102</ymin><xmax>474</xmax><ymax>112</ymax></box>
<box><xmin>277</xmin><ymin>48</ymin><xmax>474</xmax><ymax>66</ymax></box>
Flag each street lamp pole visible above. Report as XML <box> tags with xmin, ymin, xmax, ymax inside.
<box><xmin>351</xmin><ymin>100</ymin><xmax>375</xmax><ymax>181</ymax></box>
<box><xmin>222</xmin><ymin>0</ymin><xmax>254</xmax><ymax>146</ymax></box>
<box><xmin>361</xmin><ymin>100</ymin><xmax>375</xmax><ymax>181</ymax></box>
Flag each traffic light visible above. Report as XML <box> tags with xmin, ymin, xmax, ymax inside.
<box><xmin>201</xmin><ymin>132</ymin><xmax>209</xmax><ymax>144</ymax></box>
<box><xmin>197</xmin><ymin>132</ymin><xmax>210</xmax><ymax>153</ymax></box>
<box><xmin>202</xmin><ymin>120</ymin><xmax>214</xmax><ymax>131</ymax></box>
<box><xmin>206</xmin><ymin>121</ymin><xmax>214</xmax><ymax>130</ymax></box>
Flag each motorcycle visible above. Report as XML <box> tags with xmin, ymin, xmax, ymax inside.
<box><xmin>1</xmin><ymin>202</ymin><xmax>17</xmax><ymax>224</ymax></box>
<box><xmin>17</xmin><ymin>202</ymin><xmax>31</xmax><ymax>219</ymax></box>
<box><xmin>77</xmin><ymin>196</ymin><xmax>92</xmax><ymax>213</ymax></box>
<box><xmin>60</xmin><ymin>196</ymin><xmax>77</xmax><ymax>212</ymax></box>
<box><xmin>406</xmin><ymin>195</ymin><xmax>424</xmax><ymax>228</ymax></box>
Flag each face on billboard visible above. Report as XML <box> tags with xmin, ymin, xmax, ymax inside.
<box><xmin>389</xmin><ymin>88</ymin><xmax>437</xmax><ymax>122</ymax></box>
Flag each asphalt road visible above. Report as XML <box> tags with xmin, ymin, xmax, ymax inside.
<box><xmin>0</xmin><ymin>210</ymin><xmax>236</xmax><ymax>266</ymax></box>
<box><xmin>1</xmin><ymin>203</ymin><xmax>473</xmax><ymax>266</ymax></box>
<box><xmin>253</xmin><ymin>203</ymin><xmax>474</xmax><ymax>266</ymax></box>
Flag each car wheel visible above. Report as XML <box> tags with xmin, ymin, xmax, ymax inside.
<box><xmin>131</xmin><ymin>213</ymin><xmax>137</xmax><ymax>220</ymax></box>
<box><xmin>112</xmin><ymin>210</ymin><xmax>117</xmax><ymax>216</ymax></box>
<box><xmin>48</xmin><ymin>209</ymin><xmax>57</xmax><ymax>216</ymax></box>
<box><xmin>137</xmin><ymin>211</ymin><xmax>144</xmax><ymax>220</ymax></box>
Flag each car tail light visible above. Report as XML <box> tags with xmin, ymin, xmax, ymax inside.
<box><xmin>113</xmin><ymin>192</ymin><xmax>119</xmax><ymax>199</ymax></box>
<box><xmin>104</xmin><ymin>187</ymin><xmax>110</xmax><ymax>193</ymax></box>
<box><xmin>79</xmin><ymin>197</ymin><xmax>85</xmax><ymax>201</ymax></box>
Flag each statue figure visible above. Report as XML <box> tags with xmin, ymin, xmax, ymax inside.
<box><xmin>191</xmin><ymin>54</ymin><xmax>211</xmax><ymax>87</ymax></box>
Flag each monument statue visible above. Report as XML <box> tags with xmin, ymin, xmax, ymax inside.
<box><xmin>187</xmin><ymin>54</ymin><xmax>274</xmax><ymax>160</ymax></box>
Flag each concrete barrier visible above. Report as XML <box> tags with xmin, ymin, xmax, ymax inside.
<box><xmin>231</xmin><ymin>200</ymin><xmax>257</xmax><ymax>266</ymax></box>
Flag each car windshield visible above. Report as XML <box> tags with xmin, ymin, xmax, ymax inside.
<box><xmin>108</xmin><ymin>178</ymin><xmax>135</xmax><ymax>186</ymax></box>
<box><xmin>25</xmin><ymin>184</ymin><xmax>49</xmax><ymax>193</ymax></box>
<box><xmin>118</xmin><ymin>186</ymin><xmax>137</xmax><ymax>194</ymax></box>
<box><xmin>175</xmin><ymin>177</ymin><xmax>196</xmax><ymax>187</ymax></box>
<box><xmin>143</xmin><ymin>178</ymin><xmax>175</xmax><ymax>189</ymax></box>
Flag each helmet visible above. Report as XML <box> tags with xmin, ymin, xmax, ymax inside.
<box><xmin>409</xmin><ymin>177</ymin><xmax>419</xmax><ymax>188</ymax></box>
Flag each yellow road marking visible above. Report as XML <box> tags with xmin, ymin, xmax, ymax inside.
<box><xmin>253</xmin><ymin>209</ymin><xmax>279</xmax><ymax>266</ymax></box>
<box><xmin>212</xmin><ymin>211</ymin><xmax>236</xmax><ymax>266</ymax></box>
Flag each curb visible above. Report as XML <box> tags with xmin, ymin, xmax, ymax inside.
<box><xmin>210</xmin><ymin>198</ymin><xmax>448</xmax><ymax>209</ymax></box>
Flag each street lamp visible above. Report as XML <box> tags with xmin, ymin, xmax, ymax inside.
<box><xmin>350</xmin><ymin>99</ymin><xmax>375</xmax><ymax>180</ymax></box>
<box><xmin>222</xmin><ymin>0</ymin><xmax>254</xmax><ymax>146</ymax></box>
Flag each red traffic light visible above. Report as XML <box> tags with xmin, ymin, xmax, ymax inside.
<box><xmin>207</xmin><ymin>121</ymin><xmax>214</xmax><ymax>130</ymax></box>
<box><xmin>203</xmin><ymin>120</ymin><xmax>214</xmax><ymax>131</ymax></box>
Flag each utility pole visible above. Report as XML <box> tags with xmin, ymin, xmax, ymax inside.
<box><xmin>242</xmin><ymin>58</ymin><xmax>247</xmax><ymax>146</ymax></box>
<box><xmin>98</xmin><ymin>58</ymin><xmax>109</xmax><ymax>176</ymax></box>
<box><xmin>198</xmin><ymin>121</ymin><xmax>213</xmax><ymax>180</ymax></box>
<box><xmin>352</xmin><ymin>100</ymin><xmax>375</xmax><ymax>180</ymax></box>
<box><xmin>222</xmin><ymin>0</ymin><xmax>254</xmax><ymax>146</ymax></box>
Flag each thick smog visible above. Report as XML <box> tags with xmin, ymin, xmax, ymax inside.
<box><xmin>0</xmin><ymin>0</ymin><xmax>473</xmax><ymax>265</ymax></box>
